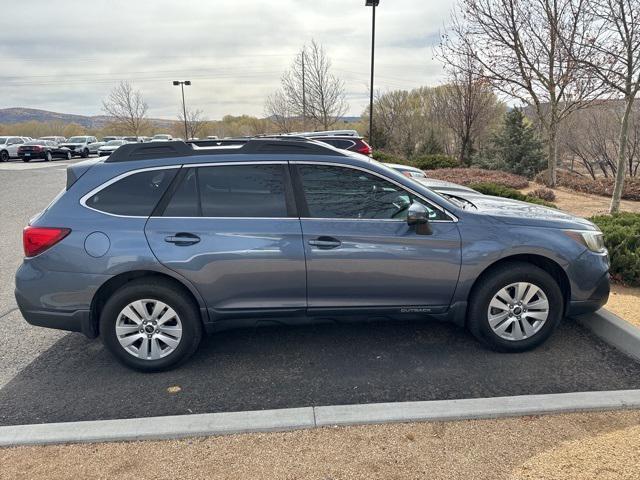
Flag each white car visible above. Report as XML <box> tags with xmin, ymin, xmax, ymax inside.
<box><xmin>97</xmin><ymin>140</ymin><xmax>130</xmax><ymax>157</ymax></box>
<box><xmin>0</xmin><ymin>136</ymin><xmax>26</xmax><ymax>161</ymax></box>
<box><xmin>151</xmin><ymin>134</ymin><xmax>173</xmax><ymax>142</ymax></box>
<box><xmin>59</xmin><ymin>136</ymin><xmax>102</xmax><ymax>158</ymax></box>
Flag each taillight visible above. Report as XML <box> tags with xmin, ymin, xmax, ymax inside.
<box><xmin>356</xmin><ymin>141</ymin><xmax>373</xmax><ymax>156</ymax></box>
<box><xmin>23</xmin><ymin>226</ymin><xmax>71</xmax><ymax>257</ymax></box>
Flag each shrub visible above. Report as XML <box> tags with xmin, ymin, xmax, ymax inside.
<box><xmin>428</xmin><ymin>168</ymin><xmax>530</xmax><ymax>189</ymax></box>
<box><xmin>535</xmin><ymin>170</ymin><xmax>640</xmax><ymax>202</ymax></box>
<box><xmin>590</xmin><ymin>213</ymin><xmax>640</xmax><ymax>286</ymax></box>
<box><xmin>412</xmin><ymin>154</ymin><xmax>459</xmax><ymax>171</ymax></box>
<box><xmin>470</xmin><ymin>182</ymin><xmax>557</xmax><ymax>208</ymax></box>
<box><xmin>372</xmin><ymin>150</ymin><xmax>410</xmax><ymax>166</ymax></box>
<box><xmin>530</xmin><ymin>188</ymin><xmax>556</xmax><ymax>202</ymax></box>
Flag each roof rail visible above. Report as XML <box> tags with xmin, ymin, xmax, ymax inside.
<box><xmin>104</xmin><ymin>137</ymin><xmax>345</xmax><ymax>163</ymax></box>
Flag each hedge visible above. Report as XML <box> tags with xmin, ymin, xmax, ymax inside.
<box><xmin>428</xmin><ymin>168</ymin><xmax>530</xmax><ymax>189</ymax></box>
<box><xmin>371</xmin><ymin>150</ymin><xmax>411</xmax><ymax>166</ymax></box>
<box><xmin>470</xmin><ymin>182</ymin><xmax>557</xmax><ymax>208</ymax></box>
<box><xmin>536</xmin><ymin>170</ymin><xmax>640</xmax><ymax>202</ymax></box>
<box><xmin>590</xmin><ymin>213</ymin><xmax>640</xmax><ymax>286</ymax></box>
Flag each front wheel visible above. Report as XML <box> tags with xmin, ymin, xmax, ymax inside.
<box><xmin>100</xmin><ymin>279</ymin><xmax>202</xmax><ymax>372</ymax></box>
<box><xmin>66</xmin><ymin>151</ymin><xmax>72</xmax><ymax>160</ymax></box>
<box><xmin>467</xmin><ymin>262</ymin><xmax>563</xmax><ymax>352</ymax></box>
<box><xmin>0</xmin><ymin>150</ymin><xmax>8</xmax><ymax>162</ymax></box>
<box><xmin>45</xmin><ymin>151</ymin><xmax>52</xmax><ymax>162</ymax></box>
<box><xmin>81</xmin><ymin>148</ymin><xmax>89</xmax><ymax>158</ymax></box>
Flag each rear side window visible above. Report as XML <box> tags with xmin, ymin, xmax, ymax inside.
<box><xmin>85</xmin><ymin>168</ymin><xmax>177</xmax><ymax>216</ymax></box>
<box><xmin>318</xmin><ymin>139</ymin><xmax>355</xmax><ymax>150</ymax></box>
<box><xmin>162</xmin><ymin>164</ymin><xmax>289</xmax><ymax>218</ymax></box>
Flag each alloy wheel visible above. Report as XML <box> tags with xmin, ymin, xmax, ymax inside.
<box><xmin>487</xmin><ymin>282</ymin><xmax>549</xmax><ymax>341</ymax></box>
<box><xmin>115</xmin><ymin>299</ymin><xmax>183</xmax><ymax>360</ymax></box>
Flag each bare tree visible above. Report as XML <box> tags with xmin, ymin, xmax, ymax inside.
<box><xmin>573</xmin><ymin>0</ymin><xmax>640</xmax><ymax>212</ymax></box>
<box><xmin>281</xmin><ymin>40</ymin><xmax>348</xmax><ymax>130</ymax></box>
<box><xmin>102</xmin><ymin>81</ymin><xmax>149</xmax><ymax>136</ymax></box>
<box><xmin>442</xmin><ymin>0</ymin><xmax>603</xmax><ymax>186</ymax></box>
<box><xmin>264</xmin><ymin>90</ymin><xmax>298</xmax><ymax>133</ymax></box>
<box><xmin>434</xmin><ymin>43</ymin><xmax>503</xmax><ymax>165</ymax></box>
<box><xmin>178</xmin><ymin>108</ymin><xmax>207</xmax><ymax>139</ymax></box>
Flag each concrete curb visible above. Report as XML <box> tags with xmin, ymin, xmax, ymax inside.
<box><xmin>2</xmin><ymin>390</ymin><xmax>640</xmax><ymax>447</ymax></box>
<box><xmin>574</xmin><ymin>309</ymin><xmax>640</xmax><ymax>362</ymax></box>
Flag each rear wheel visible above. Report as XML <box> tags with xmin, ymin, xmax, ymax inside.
<box><xmin>467</xmin><ymin>262</ymin><xmax>563</xmax><ymax>352</ymax></box>
<box><xmin>65</xmin><ymin>151</ymin><xmax>72</xmax><ymax>160</ymax></box>
<box><xmin>22</xmin><ymin>158</ymin><xmax>30</xmax><ymax>163</ymax></box>
<box><xmin>81</xmin><ymin>148</ymin><xmax>89</xmax><ymax>158</ymax></box>
<box><xmin>100</xmin><ymin>279</ymin><xmax>203</xmax><ymax>372</ymax></box>
<box><xmin>0</xmin><ymin>150</ymin><xmax>8</xmax><ymax>162</ymax></box>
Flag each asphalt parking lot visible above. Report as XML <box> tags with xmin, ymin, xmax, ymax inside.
<box><xmin>1</xmin><ymin>156</ymin><xmax>640</xmax><ymax>427</ymax></box>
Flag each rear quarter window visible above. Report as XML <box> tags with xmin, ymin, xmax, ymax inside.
<box><xmin>85</xmin><ymin>168</ymin><xmax>177</xmax><ymax>216</ymax></box>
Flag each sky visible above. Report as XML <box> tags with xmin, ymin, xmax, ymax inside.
<box><xmin>0</xmin><ymin>0</ymin><xmax>455</xmax><ymax>120</ymax></box>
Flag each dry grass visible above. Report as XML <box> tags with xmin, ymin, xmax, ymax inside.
<box><xmin>1</xmin><ymin>410</ymin><xmax>639</xmax><ymax>480</ymax></box>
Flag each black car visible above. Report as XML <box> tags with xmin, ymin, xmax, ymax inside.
<box><xmin>18</xmin><ymin>140</ymin><xmax>73</xmax><ymax>162</ymax></box>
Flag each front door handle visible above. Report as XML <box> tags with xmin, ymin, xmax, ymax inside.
<box><xmin>164</xmin><ymin>232</ymin><xmax>201</xmax><ymax>246</ymax></box>
<box><xmin>308</xmin><ymin>236</ymin><xmax>342</xmax><ymax>250</ymax></box>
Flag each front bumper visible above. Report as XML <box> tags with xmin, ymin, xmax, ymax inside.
<box><xmin>567</xmin><ymin>271</ymin><xmax>610</xmax><ymax>316</ymax></box>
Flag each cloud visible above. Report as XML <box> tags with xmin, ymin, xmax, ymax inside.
<box><xmin>0</xmin><ymin>0</ymin><xmax>455</xmax><ymax>119</ymax></box>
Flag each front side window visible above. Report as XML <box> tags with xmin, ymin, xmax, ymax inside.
<box><xmin>298</xmin><ymin>164</ymin><xmax>448</xmax><ymax>221</ymax></box>
<box><xmin>163</xmin><ymin>164</ymin><xmax>289</xmax><ymax>218</ymax></box>
<box><xmin>85</xmin><ymin>168</ymin><xmax>177</xmax><ymax>216</ymax></box>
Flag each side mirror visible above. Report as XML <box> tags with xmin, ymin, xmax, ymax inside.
<box><xmin>407</xmin><ymin>202</ymin><xmax>433</xmax><ymax>235</ymax></box>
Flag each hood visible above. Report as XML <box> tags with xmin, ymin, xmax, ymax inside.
<box><xmin>99</xmin><ymin>145</ymin><xmax>120</xmax><ymax>151</ymax></box>
<box><xmin>463</xmin><ymin>194</ymin><xmax>597</xmax><ymax>230</ymax></box>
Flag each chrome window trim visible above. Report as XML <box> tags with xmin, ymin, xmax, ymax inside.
<box><xmin>292</xmin><ymin>161</ymin><xmax>458</xmax><ymax>223</ymax></box>
<box><xmin>79</xmin><ymin>165</ymin><xmax>180</xmax><ymax>218</ymax></box>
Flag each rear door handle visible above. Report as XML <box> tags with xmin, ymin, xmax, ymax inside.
<box><xmin>164</xmin><ymin>232</ymin><xmax>201</xmax><ymax>246</ymax></box>
<box><xmin>308</xmin><ymin>236</ymin><xmax>342</xmax><ymax>250</ymax></box>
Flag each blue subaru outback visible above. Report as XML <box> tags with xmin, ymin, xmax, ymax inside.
<box><xmin>15</xmin><ymin>137</ymin><xmax>610</xmax><ymax>371</ymax></box>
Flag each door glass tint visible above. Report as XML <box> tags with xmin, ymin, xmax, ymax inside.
<box><xmin>298</xmin><ymin>165</ymin><xmax>448</xmax><ymax>220</ymax></box>
<box><xmin>86</xmin><ymin>168</ymin><xmax>177</xmax><ymax>216</ymax></box>
<box><xmin>163</xmin><ymin>164</ymin><xmax>288</xmax><ymax>218</ymax></box>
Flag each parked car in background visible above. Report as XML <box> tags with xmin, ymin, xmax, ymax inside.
<box><xmin>15</xmin><ymin>137</ymin><xmax>610</xmax><ymax>371</ymax></box>
<box><xmin>309</xmin><ymin>135</ymin><xmax>373</xmax><ymax>156</ymax></box>
<box><xmin>151</xmin><ymin>134</ymin><xmax>173</xmax><ymax>142</ymax></box>
<box><xmin>98</xmin><ymin>140</ymin><xmax>130</xmax><ymax>157</ymax></box>
<box><xmin>59</xmin><ymin>136</ymin><xmax>100</xmax><ymax>158</ymax></box>
<box><xmin>102</xmin><ymin>136</ymin><xmax>122</xmax><ymax>143</ymax></box>
<box><xmin>0</xmin><ymin>136</ymin><xmax>25</xmax><ymax>161</ymax></box>
<box><xmin>40</xmin><ymin>136</ymin><xmax>67</xmax><ymax>143</ymax></box>
<box><xmin>383</xmin><ymin>163</ymin><xmax>478</xmax><ymax>196</ymax></box>
<box><xmin>18</xmin><ymin>140</ymin><xmax>72</xmax><ymax>162</ymax></box>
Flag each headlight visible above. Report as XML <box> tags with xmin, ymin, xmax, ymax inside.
<box><xmin>564</xmin><ymin>230</ymin><xmax>606</xmax><ymax>253</ymax></box>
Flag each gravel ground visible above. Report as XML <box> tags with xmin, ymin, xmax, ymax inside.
<box><xmin>1</xmin><ymin>410</ymin><xmax>638</xmax><ymax>480</ymax></box>
<box><xmin>607</xmin><ymin>284</ymin><xmax>640</xmax><ymax>328</ymax></box>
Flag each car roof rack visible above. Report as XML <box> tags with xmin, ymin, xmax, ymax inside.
<box><xmin>104</xmin><ymin>136</ymin><xmax>346</xmax><ymax>162</ymax></box>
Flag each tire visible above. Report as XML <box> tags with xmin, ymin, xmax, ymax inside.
<box><xmin>66</xmin><ymin>151</ymin><xmax>72</xmax><ymax>160</ymax></box>
<box><xmin>22</xmin><ymin>158</ymin><xmax>30</xmax><ymax>163</ymax></box>
<box><xmin>100</xmin><ymin>278</ymin><xmax>203</xmax><ymax>372</ymax></box>
<box><xmin>81</xmin><ymin>148</ymin><xmax>89</xmax><ymax>158</ymax></box>
<box><xmin>0</xmin><ymin>150</ymin><xmax>8</xmax><ymax>162</ymax></box>
<box><xmin>467</xmin><ymin>262</ymin><xmax>563</xmax><ymax>352</ymax></box>
<box><xmin>45</xmin><ymin>151</ymin><xmax>52</xmax><ymax>162</ymax></box>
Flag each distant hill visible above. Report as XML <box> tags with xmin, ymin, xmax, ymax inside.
<box><xmin>0</xmin><ymin>107</ymin><xmax>176</xmax><ymax>129</ymax></box>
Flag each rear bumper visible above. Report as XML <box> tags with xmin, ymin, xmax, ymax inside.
<box><xmin>18</xmin><ymin>153</ymin><xmax>46</xmax><ymax>160</ymax></box>
<box><xmin>14</xmin><ymin>262</ymin><xmax>108</xmax><ymax>338</ymax></box>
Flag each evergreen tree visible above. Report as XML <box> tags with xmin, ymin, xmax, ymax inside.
<box><xmin>490</xmin><ymin>108</ymin><xmax>545</xmax><ymax>178</ymax></box>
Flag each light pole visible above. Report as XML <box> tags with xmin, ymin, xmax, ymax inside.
<box><xmin>173</xmin><ymin>80</ymin><xmax>191</xmax><ymax>139</ymax></box>
<box><xmin>365</xmin><ymin>0</ymin><xmax>379</xmax><ymax>147</ymax></box>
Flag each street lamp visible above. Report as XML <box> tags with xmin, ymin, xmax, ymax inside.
<box><xmin>173</xmin><ymin>80</ymin><xmax>191</xmax><ymax>140</ymax></box>
<box><xmin>366</xmin><ymin>0</ymin><xmax>379</xmax><ymax>147</ymax></box>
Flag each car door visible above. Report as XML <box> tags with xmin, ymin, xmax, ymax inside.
<box><xmin>8</xmin><ymin>137</ymin><xmax>24</xmax><ymax>157</ymax></box>
<box><xmin>145</xmin><ymin>162</ymin><xmax>307</xmax><ymax>318</ymax></box>
<box><xmin>293</xmin><ymin>163</ymin><xmax>462</xmax><ymax>311</ymax></box>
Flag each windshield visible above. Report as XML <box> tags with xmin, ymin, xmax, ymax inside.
<box><xmin>24</xmin><ymin>141</ymin><xmax>45</xmax><ymax>146</ymax></box>
<box><xmin>106</xmin><ymin>140</ymin><xmax>125</xmax><ymax>146</ymax></box>
<box><xmin>153</xmin><ymin>135</ymin><xmax>171</xmax><ymax>140</ymax></box>
<box><xmin>0</xmin><ymin>137</ymin><xmax>8</xmax><ymax>144</ymax></box>
<box><xmin>68</xmin><ymin>137</ymin><xmax>87</xmax><ymax>143</ymax></box>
